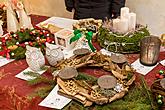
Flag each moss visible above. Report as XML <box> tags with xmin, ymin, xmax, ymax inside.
<box><xmin>97</xmin><ymin>27</ymin><xmax>150</xmax><ymax>53</ymax></box>
<box><xmin>26</xmin><ymin>72</ymin><xmax>158</xmax><ymax>110</ymax></box>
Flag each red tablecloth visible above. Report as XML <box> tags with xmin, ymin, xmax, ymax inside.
<box><xmin>0</xmin><ymin>15</ymin><xmax>164</xmax><ymax>110</ymax></box>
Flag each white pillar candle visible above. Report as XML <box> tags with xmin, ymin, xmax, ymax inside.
<box><xmin>128</xmin><ymin>12</ymin><xmax>136</xmax><ymax>31</ymax></box>
<box><xmin>113</xmin><ymin>18</ymin><xmax>120</xmax><ymax>31</ymax></box>
<box><xmin>118</xmin><ymin>18</ymin><xmax>128</xmax><ymax>34</ymax></box>
<box><xmin>120</xmin><ymin>7</ymin><xmax>129</xmax><ymax>19</ymax></box>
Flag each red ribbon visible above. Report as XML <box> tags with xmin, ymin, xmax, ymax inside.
<box><xmin>1</xmin><ymin>37</ymin><xmax>6</xmax><ymax>43</ymax></box>
<box><xmin>0</xmin><ymin>48</ymin><xmax>10</xmax><ymax>59</ymax></box>
<box><xmin>46</xmin><ymin>37</ymin><xmax>52</xmax><ymax>43</ymax></box>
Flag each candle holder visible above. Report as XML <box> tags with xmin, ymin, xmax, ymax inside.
<box><xmin>140</xmin><ymin>36</ymin><xmax>161</xmax><ymax>66</ymax></box>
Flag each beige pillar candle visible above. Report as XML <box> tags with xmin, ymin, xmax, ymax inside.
<box><xmin>128</xmin><ymin>13</ymin><xmax>136</xmax><ymax>31</ymax></box>
<box><xmin>113</xmin><ymin>18</ymin><xmax>120</xmax><ymax>31</ymax></box>
<box><xmin>118</xmin><ymin>18</ymin><xmax>128</xmax><ymax>33</ymax></box>
<box><xmin>120</xmin><ymin>7</ymin><xmax>129</xmax><ymax>19</ymax></box>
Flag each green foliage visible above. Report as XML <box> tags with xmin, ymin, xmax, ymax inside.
<box><xmin>24</xmin><ymin>71</ymin><xmax>55</xmax><ymax>85</ymax></box>
<box><xmin>27</xmin><ymin>85</ymin><xmax>55</xmax><ymax>99</ymax></box>
<box><xmin>26</xmin><ymin>71</ymin><xmax>158</xmax><ymax>110</ymax></box>
<box><xmin>75</xmin><ymin>72</ymin><xmax>98</xmax><ymax>85</ymax></box>
<box><xmin>63</xmin><ymin>76</ymin><xmax>158</xmax><ymax>110</ymax></box>
<box><xmin>97</xmin><ymin>26</ymin><xmax>150</xmax><ymax>53</ymax></box>
<box><xmin>94</xmin><ymin>86</ymin><xmax>152</xmax><ymax>110</ymax></box>
<box><xmin>24</xmin><ymin>71</ymin><xmax>56</xmax><ymax>99</ymax></box>
<box><xmin>0</xmin><ymin>27</ymin><xmax>54</xmax><ymax>60</ymax></box>
<box><xmin>10</xmin><ymin>47</ymin><xmax>26</xmax><ymax>59</ymax></box>
<box><xmin>63</xmin><ymin>101</ymin><xmax>87</xmax><ymax>110</ymax></box>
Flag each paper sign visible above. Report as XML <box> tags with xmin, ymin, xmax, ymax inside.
<box><xmin>160</xmin><ymin>59</ymin><xmax>165</xmax><ymax>66</ymax></box>
<box><xmin>39</xmin><ymin>85</ymin><xmax>72</xmax><ymax>109</ymax></box>
<box><xmin>0</xmin><ymin>56</ymin><xmax>14</xmax><ymax>67</ymax></box>
<box><xmin>131</xmin><ymin>59</ymin><xmax>158</xmax><ymax>75</ymax></box>
<box><xmin>15</xmin><ymin>66</ymin><xmax>48</xmax><ymax>80</ymax></box>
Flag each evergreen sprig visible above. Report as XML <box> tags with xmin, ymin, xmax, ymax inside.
<box><xmin>75</xmin><ymin>72</ymin><xmax>98</xmax><ymax>85</ymax></box>
<box><xmin>63</xmin><ymin>76</ymin><xmax>158</xmax><ymax>110</ymax></box>
<box><xmin>24</xmin><ymin>71</ymin><xmax>55</xmax><ymax>85</ymax></box>
<box><xmin>27</xmin><ymin>85</ymin><xmax>55</xmax><ymax>99</ymax></box>
<box><xmin>26</xmin><ymin>71</ymin><xmax>158</xmax><ymax>110</ymax></box>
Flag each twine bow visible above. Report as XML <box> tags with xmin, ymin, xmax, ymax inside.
<box><xmin>70</xmin><ymin>29</ymin><xmax>96</xmax><ymax>52</ymax></box>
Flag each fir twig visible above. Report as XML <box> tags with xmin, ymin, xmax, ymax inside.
<box><xmin>63</xmin><ymin>100</ymin><xmax>85</xmax><ymax>110</ymax></box>
<box><xmin>24</xmin><ymin>71</ymin><xmax>40</xmax><ymax>77</ymax></box>
<box><xmin>27</xmin><ymin>85</ymin><xmax>55</xmax><ymax>99</ymax></box>
<box><xmin>24</xmin><ymin>71</ymin><xmax>55</xmax><ymax>85</ymax></box>
<box><xmin>76</xmin><ymin>72</ymin><xmax>97</xmax><ymax>85</ymax></box>
<box><xmin>140</xmin><ymin>76</ymin><xmax>156</xmax><ymax>110</ymax></box>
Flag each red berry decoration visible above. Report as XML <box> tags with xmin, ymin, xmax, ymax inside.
<box><xmin>155</xmin><ymin>73</ymin><xmax>160</xmax><ymax>78</ymax></box>
<box><xmin>29</xmin><ymin>42</ymin><xmax>33</xmax><ymax>46</ymax></box>
<box><xmin>39</xmin><ymin>32</ymin><xmax>43</xmax><ymax>35</ymax></box>
<box><xmin>30</xmin><ymin>32</ymin><xmax>33</xmax><ymax>35</ymax></box>
<box><xmin>159</xmin><ymin>75</ymin><xmax>164</xmax><ymax>79</ymax></box>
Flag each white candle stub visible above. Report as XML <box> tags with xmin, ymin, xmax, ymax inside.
<box><xmin>128</xmin><ymin>12</ymin><xmax>136</xmax><ymax>31</ymax></box>
<box><xmin>118</xmin><ymin>18</ymin><xmax>128</xmax><ymax>33</ymax></box>
<box><xmin>120</xmin><ymin>7</ymin><xmax>129</xmax><ymax>19</ymax></box>
<box><xmin>113</xmin><ymin>18</ymin><xmax>120</xmax><ymax>31</ymax></box>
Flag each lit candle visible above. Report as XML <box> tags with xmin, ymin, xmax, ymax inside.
<box><xmin>120</xmin><ymin>7</ymin><xmax>129</xmax><ymax>19</ymax></box>
<box><xmin>118</xmin><ymin>18</ymin><xmax>128</xmax><ymax>33</ymax></box>
<box><xmin>128</xmin><ymin>12</ymin><xmax>136</xmax><ymax>31</ymax></box>
<box><xmin>113</xmin><ymin>18</ymin><xmax>120</xmax><ymax>31</ymax></box>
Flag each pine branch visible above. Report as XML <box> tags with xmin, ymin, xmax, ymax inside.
<box><xmin>26</xmin><ymin>72</ymin><xmax>159</xmax><ymax>110</ymax></box>
<box><xmin>95</xmin><ymin>103</ymin><xmax>151</xmax><ymax>110</ymax></box>
<box><xmin>27</xmin><ymin>85</ymin><xmax>55</xmax><ymax>99</ymax></box>
<box><xmin>24</xmin><ymin>71</ymin><xmax>40</xmax><ymax>77</ymax></box>
<box><xmin>63</xmin><ymin>101</ymin><xmax>86</xmax><ymax>110</ymax></box>
<box><xmin>40</xmin><ymin>66</ymin><xmax>49</xmax><ymax>70</ymax></box>
<box><xmin>24</xmin><ymin>71</ymin><xmax>55</xmax><ymax>85</ymax></box>
<box><xmin>140</xmin><ymin>76</ymin><xmax>157</xmax><ymax>110</ymax></box>
<box><xmin>12</xmin><ymin>47</ymin><xmax>26</xmax><ymax>59</ymax></box>
<box><xmin>76</xmin><ymin>72</ymin><xmax>97</xmax><ymax>85</ymax></box>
